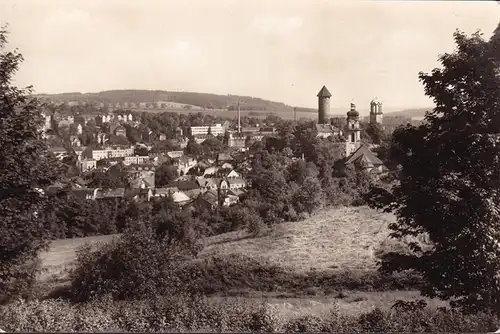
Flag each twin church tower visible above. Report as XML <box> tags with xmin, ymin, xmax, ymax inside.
<box><xmin>316</xmin><ymin>85</ymin><xmax>383</xmax><ymax>156</ymax></box>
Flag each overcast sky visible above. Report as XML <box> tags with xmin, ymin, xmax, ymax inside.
<box><xmin>1</xmin><ymin>0</ymin><xmax>499</xmax><ymax>109</ymax></box>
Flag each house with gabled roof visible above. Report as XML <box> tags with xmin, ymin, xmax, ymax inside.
<box><xmin>227</xmin><ymin>177</ymin><xmax>246</xmax><ymax>190</ymax></box>
<box><xmin>345</xmin><ymin>144</ymin><xmax>386</xmax><ymax>174</ymax></box>
<box><xmin>184</xmin><ymin>188</ymin><xmax>204</xmax><ymax>199</ymax></box>
<box><xmin>221</xmin><ymin>168</ymin><xmax>240</xmax><ymax>178</ymax></box>
<box><xmin>171</xmin><ymin>191</ymin><xmax>191</xmax><ymax>206</ymax></box>
<box><xmin>203</xmin><ymin>166</ymin><xmax>219</xmax><ymax>177</ymax></box>
<box><xmin>194</xmin><ymin>190</ymin><xmax>219</xmax><ymax>210</ymax></box>
<box><xmin>166</xmin><ymin>180</ymin><xmax>201</xmax><ymax>192</ymax></box>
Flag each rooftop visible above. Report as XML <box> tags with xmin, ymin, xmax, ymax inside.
<box><xmin>345</xmin><ymin>145</ymin><xmax>384</xmax><ymax>167</ymax></box>
<box><xmin>317</xmin><ymin>85</ymin><xmax>332</xmax><ymax>98</ymax></box>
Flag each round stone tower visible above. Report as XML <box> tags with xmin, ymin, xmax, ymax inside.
<box><xmin>317</xmin><ymin>85</ymin><xmax>332</xmax><ymax>125</ymax></box>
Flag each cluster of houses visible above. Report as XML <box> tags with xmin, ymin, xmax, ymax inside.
<box><xmin>42</xmin><ymin>111</ymin><xmax>136</xmax><ymax>133</ymax></box>
<box><xmin>47</xmin><ymin>141</ymin><xmax>251</xmax><ymax>211</ymax></box>
<box><xmin>41</xmin><ymin>86</ymin><xmax>390</xmax><ymax>217</ymax></box>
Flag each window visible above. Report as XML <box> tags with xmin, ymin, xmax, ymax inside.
<box><xmin>351</xmin><ymin>133</ymin><xmax>355</xmax><ymax>143</ymax></box>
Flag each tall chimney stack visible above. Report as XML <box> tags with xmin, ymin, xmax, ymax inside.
<box><xmin>237</xmin><ymin>101</ymin><xmax>241</xmax><ymax>134</ymax></box>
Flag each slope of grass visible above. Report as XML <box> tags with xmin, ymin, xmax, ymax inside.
<box><xmin>38</xmin><ymin>234</ymin><xmax>118</xmax><ymax>281</ymax></box>
<box><xmin>202</xmin><ymin>206</ymin><xmax>395</xmax><ymax>273</ymax></box>
<box><xmin>36</xmin><ymin>206</ymin><xmax>437</xmax><ymax>313</ymax></box>
<box><xmin>40</xmin><ymin>206</ymin><xmax>394</xmax><ymax>280</ymax></box>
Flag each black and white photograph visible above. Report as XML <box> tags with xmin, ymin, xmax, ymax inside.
<box><xmin>0</xmin><ymin>0</ymin><xmax>500</xmax><ymax>332</ymax></box>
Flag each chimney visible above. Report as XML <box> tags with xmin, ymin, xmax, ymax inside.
<box><xmin>237</xmin><ymin>101</ymin><xmax>241</xmax><ymax>134</ymax></box>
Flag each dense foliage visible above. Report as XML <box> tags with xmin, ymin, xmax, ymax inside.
<box><xmin>2</xmin><ymin>297</ymin><xmax>500</xmax><ymax>332</ymax></box>
<box><xmin>69</xmin><ymin>198</ymin><xmax>203</xmax><ymax>302</ymax></box>
<box><xmin>366</xmin><ymin>29</ymin><xmax>500</xmax><ymax>313</ymax></box>
<box><xmin>0</xmin><ymin>27</ymin><xmax>64</xmax><ymax>303</ymax></box>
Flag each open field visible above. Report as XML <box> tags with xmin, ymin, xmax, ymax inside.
<box><xmin>37</xmin><ymin>206</ymin><xmax>439</xmax><ymax>315</ymax></box>
<box><xmin>201</xmin><ymin>206</ymin><xmax>395</xmax><ymax>273</ymax></box>
<box><xmin>39</xmin><ymin>206</ymin><xmax>395</xmax><ymax>279</ymax></box>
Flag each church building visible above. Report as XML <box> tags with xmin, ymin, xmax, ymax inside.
<box><xmin>314</xmin><ymin>85</ymin><xmax>386</xmax><ymax>174</ymax></box>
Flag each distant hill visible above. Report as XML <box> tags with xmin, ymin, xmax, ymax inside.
<box><xmin>34</xmin><ymin>89</ymin><xmax>433</xmax><ymax>119</ymax></box>
<box><xmin>35</xmin><ymin>90</ymin><xmax>301</xmax><ymax>112</ymax></box>
<box><xmin>386</xmin><ymin>108</ymin><xmax>431</xmax><ymax>119</ymax></box>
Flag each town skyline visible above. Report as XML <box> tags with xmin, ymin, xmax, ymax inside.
<box><xmin>1</xmin><ymin>0</ymin><xmax>499</xmax><ymax>109</ymax></box>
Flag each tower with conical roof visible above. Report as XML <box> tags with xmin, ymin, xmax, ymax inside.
<box><xmin>345</xmin><ymin>102</ymin><xmax>361</xmax><ymax>157</ymax></box>
<box><xmin>317</xmin><ymin>85</ymin><xmax>331</xmax><ymax>124</ymax></box>
<box><xmin>369</xmin><ymin>97</ymin><xmax>383</xmax><ymax>125</ymax></box>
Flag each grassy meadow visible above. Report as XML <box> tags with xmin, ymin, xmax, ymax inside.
<box><xmin>37</xmin><ymin>206</ymin><xmax>441</xmax><ymax>317</ymax></box>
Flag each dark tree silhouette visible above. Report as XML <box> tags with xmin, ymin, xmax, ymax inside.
<box><xmin>366</xmin><ymin>28</ymin><xmax>500</xmax><ymax>313</ymax></box>
<box><xmin>0</xmin><ymin>27</ymin><xmax>64</xmax><ymax>302</ymax></box>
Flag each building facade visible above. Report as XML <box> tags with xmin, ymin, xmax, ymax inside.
<box><xmin>189</xmin><ymin>124</ymin><xmax>225</xmax><ymax>137</ymax></box>
<box><xmin>345</xmin><ymin>103</ymin><xmax>361</xmax><ymax>157</ymax></box>
<box><xmin>91</xmin><ymin>146</ymin><xmax>135</xmax><ymax>161</ymax></box>
<box><xmin>369</xmin><ymin>98</ymin><xmax>383</xmax><ymax>125</ymax></box>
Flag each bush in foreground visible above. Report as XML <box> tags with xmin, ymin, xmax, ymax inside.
<box><xmin>174</xmin><ymin>253</ymin><xmax>423</xmax><ymax>296</ymax></box>
<box><xmin>66</xmin><ymin>247</ymin><xmax>423</xmax><ymax>303</ymax></box>
<box><xmin>1</xmin><ymin>297</ymin><xmax>500</xmax><ymax>332</ymax></box>
<box><xmin>69</xmin><ymin>204</ymin><xmax>202</xmax><ymax>301</ymax></box>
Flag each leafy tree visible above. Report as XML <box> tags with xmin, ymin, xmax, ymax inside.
<box><xmin>291</xmin><ymin>176</ymin><xmax>323</xmax><ymax>215</ymax></box>
<box><xmin>201</xmin><ymin>137</ymin><xmax>224</xmax><ymax>154</ymax></box>
<box><xmin>248</xmin><ymin>159</ymin><xmax>290</xmax><ymax>220</ymax></box>
<box><xmin>185</xmin><ymin>138</ymin><xmax>203</xmax><ymax>156</ymax></box>
<box><xmin>86</xmin><ymin>163</ymin><xmax>128</xmax><ymax>189</ymax></box>
<box><xmin>366</xmin><ymin>122</ymin><xmax>384</xmax><ymax>145</ymax></box>
<box><xmin>150</xmin><ymin>139</ymin><xmax>180</xmax><ymax>154</ymax></box>
<box><xmin>366</xmin><ymin>29</ymin><xmax>500</xmax><ymax>313</ymax></box>
<box><xmin>0</xmin><ymin>27</ymin><xmax>64</xmax><ymax>302</ymax></box>
<box><xmin>286</xmin><ymin>159</ymin><xmax>318</xmax><ymax>184</ymax></box>
<box><xmin>134</xmin><ymin>145</ymin><xmax>149</xmax><ymax>156</ymax></box>
<box><xmin>70</xmin><ymin>197</ymin><xmax>202</xmax><ymax>301</ymax></box>
<box><xmin>107</xmin><ymin>134</ymin><xmax>129</xmax><ymax>146</ymax></box>
<box><xmin>155</xmin><ymin>162</ymin><xmax>178</xmax><ymax>187</ymax></box>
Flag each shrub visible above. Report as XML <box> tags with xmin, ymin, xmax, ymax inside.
<box><xmin>283</xmin><ymin>314</ymin><xmax>329</xmax><ymax>332</ymax></box>
<box><xmin>176</xmin><ymin>254</ymin><xmax>294</xmax><ymax>295</ymax></box>
<box><xmin>0</xmin><ymin>298</ymin><xmax>76</xmax><ymax>332</ymax></box>
<box><xmin>69</xmin><ymin>221</ymin><xmax>200</xmax><ymax>302</ymax></box>
<box><xmin>174</xmin><ymin>253</ymin><xmax>422</xmax><ymax>297</ymax></box>
<box><xmin>2</xmin><ymin>297</ymin><xmax>500</xmax><ymax>332</ymax></box>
